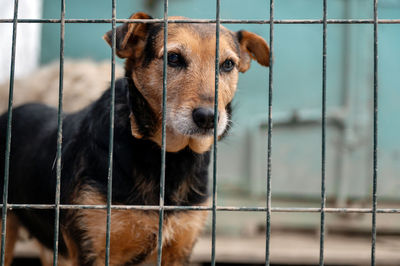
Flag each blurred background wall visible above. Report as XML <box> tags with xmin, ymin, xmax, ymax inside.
<box><xmin>0</xmin><ymin>0</ymin><xmax>42</xmax><ymax>83</ymax></box>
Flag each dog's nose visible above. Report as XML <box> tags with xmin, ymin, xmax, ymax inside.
<box><xmin>192</xmin><ymin>107</ymin><xmax>218</xmax><ymax>129</ymax></box>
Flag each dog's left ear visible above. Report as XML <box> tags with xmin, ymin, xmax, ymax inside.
<box><xmin>103</xmin><ymin>12</ymin><xmax>152</xmax><ymax>59</ymax></box>
<box><xmin>237</xmin><ymin>30</ymin><xmax>270</xmax><ymax>73</ymax></box>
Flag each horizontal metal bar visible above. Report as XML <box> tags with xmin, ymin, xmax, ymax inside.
<box><xmin>0</xmin><ymin>18</ymin><xmax>399</xmax><ymax>24</ymax></box>
<box><xmin>219</xmin><ymin>207</ymin><xmax>400</xmax><ymax>213</ymax></box>
<box><xmin>2</xmin><ymin>204</ymin><xmax>400</xmax><ymax>213</ymax></box>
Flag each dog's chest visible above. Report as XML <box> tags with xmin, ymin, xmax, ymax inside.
<box><xmin>73</xmin><ymin>188</ymin><xmax>208</xmax><ymax>264</ymax></box>
<box><xmin>78</xmin><ymin>208</ymin><xmax>207</xmax><ymax>264</ymax></box>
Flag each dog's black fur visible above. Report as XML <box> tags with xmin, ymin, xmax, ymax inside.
<box><xmin>0</xmin><ymin>77</ymin><xmax>222</xmax><ymax>263</ymax></box>
<box><xmin>0</xmin><ymin>9</ymin><xmax>271</xmax><ymax>263</ymax></box>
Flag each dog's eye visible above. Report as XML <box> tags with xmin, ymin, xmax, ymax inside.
<box><xmin>221</xmin><ymin>59</ymin><xmax>235</xmax><ymax>72</ymax></box>
<box><xmin>167</xmin><ymin>52</ymin><xmax>184</xmax><ymax>68</ymax></box>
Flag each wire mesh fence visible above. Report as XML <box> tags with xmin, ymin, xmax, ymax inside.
<box><xmin>0</xmin><ymin>0</ymin><xmax>396</xmax><ymax>265</ymax></box>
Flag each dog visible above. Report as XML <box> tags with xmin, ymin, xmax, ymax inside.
<box><xmin>0</xmin><ymin>12</ymin><xmax>269</xmax><ymax>266</ymax></box>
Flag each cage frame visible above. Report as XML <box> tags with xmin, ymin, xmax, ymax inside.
<box><xmin>0</xmin><ymin>0</ymin><xmax>391</xmax><ymax>265</ymax></box>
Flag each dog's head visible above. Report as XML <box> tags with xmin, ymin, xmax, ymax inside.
<box><xmin>104</xmin><ymin>12</ymin><xmax>269</xmax><ymax>153</ymax></box>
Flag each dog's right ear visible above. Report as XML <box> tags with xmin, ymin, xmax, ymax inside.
<box><xmin>103</xmin><ymin>12</ymin><xmax>152</xmax><ymax>59</ymax></box>
<box><xmin>237</xmin><ymin>30</ymin><xmax>270</xmax><ymax>73</ymax></box>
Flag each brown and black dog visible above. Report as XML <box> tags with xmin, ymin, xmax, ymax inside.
<box><xmin>0</xmin><ymin>12</ymin><xmax>269</xmax><ymax>266</ymax></box>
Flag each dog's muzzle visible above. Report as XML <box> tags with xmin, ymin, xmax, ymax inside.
<box><xmin>192</xmin><ymin>107</ymin><xmax>219</xmax><ymax>130</ymax></box>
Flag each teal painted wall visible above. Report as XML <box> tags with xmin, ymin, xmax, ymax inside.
<box><xmin>41</xmin><ymin>0</ymin><xmax>157</xmax><ymax>64</ymax></box>
<box><xmin>377</xmin><ymin>1</ymin><xmax>400</xmax><ymax>199</ymax></box>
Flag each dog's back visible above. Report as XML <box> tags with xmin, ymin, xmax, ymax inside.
<box><xmin>0</xmin><ymin>103</ymin><xmax>59</xmax><ymax>202</ymax></box>
<box><xmin>0</xmin><ymin>104</ymin><xmax>64</xmax><ymax>250</ymax></box>
<box><xmin>0</xmin><ymin>104</ymin><xmax>65</xmax><ymax>243</ymax></box>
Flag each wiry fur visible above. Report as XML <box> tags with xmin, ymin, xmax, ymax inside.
<box><xmin>0</xmin><ymin>12</ymin><xmax>269</xmax><ymax>265</ymax></box>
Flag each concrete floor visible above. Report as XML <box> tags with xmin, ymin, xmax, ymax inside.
<box><xmin>13</xmin><ymin>231</ymin><xmax>400</xmax><ymax>265</ymax></box>
<box><xmin>192</xmin><ymin>232</ymin><xmax>400</xmax><ymax>265</ymax></box>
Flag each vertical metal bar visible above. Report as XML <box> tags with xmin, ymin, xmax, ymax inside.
<box><xmin>52</xmin><ymin>0</ymin><xmax>65</xmax><ymax>265</ymax></box>
<box><xmin>105</xmin><ymin>0</ymin><xmax>116</xmax><ymax>264</ymax></box>
<box><xmin>211</xmin><ymin>1</ymin><xmax>220</xmax><ymax>265</ymax></box>
<box><xmin>371</xmin><ymin>0</ymin><xmax>378</xmax><ymax>265</ymax></box>
<box><xmin>156</xmin><ymin>0</ymin><xmax>168</xmax><ymax>265</ymax></box>
<box><xmin>0</xmin><ymin>0</ymin><xmax>18</xmax><ymax>265</ymax></box>
<box><xmin>319</xmin><ymin>0</ymin><xmax>327</xmax><ymax>265</ymax></box>
<box><xmin>265</xmin><ymin>0</ymin><xmax>274</xmax><ymax>265</ymax></box>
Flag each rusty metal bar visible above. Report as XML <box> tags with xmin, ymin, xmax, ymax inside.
<box><xmin>265</xmin><ymin>0</ymin><xmax>274</xmax><ymax>264</ymax></box>
<box><xmin>156</xmin><ymin>0</ymin><xmax>169</xmax><ymax>265</ymax></box>
<box><xmin>319</xmin><ymin>0</ymin><xmax>328</xmax><ymax>264</ymax></box>
<box><xmin>52</xmin><ymin>0</ymin><xmax>65</xmax><ymax>264</ymax></box>
<box><xmin>0</xmin><ymin>1</ymin><xmax>19</xmax><ymax>265</ymax></box>
<box><xmin>104</xmin><ymin>0</ymin><xmax>117</xmax><ymax>264</ymax></box>
<box><xmin>0</xmin><ymin>18</ymin><xmax>400</xmax><ymax>24</ymax></box>
<box><xmin>371</xmin><ymin>0</ymin><xmax>379</xmax><ymax>265</ymax></box>
<box><xmin>3</xmin><ymin>204</ymin><xmax>400</xmax><ymax>213</ymax></box>
<box><xmin>211</xmin><ymin>1</ymin><xmax>221</xmax><ymax>265</ymax></box>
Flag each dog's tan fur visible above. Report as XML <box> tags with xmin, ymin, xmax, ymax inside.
<box><xmin>0</xmin><ymin>213</ymin><xmax>19</xmax><ymax>266</ymax></box>
<box><xmin>104</xmin><ymin>12</ymin><xmax>269</xmax><ymax>153</ymax></box>
<box><xmin>65</xmin><ymin>186</ymin><xmax>208</xmax><ymax>265</ymax></box>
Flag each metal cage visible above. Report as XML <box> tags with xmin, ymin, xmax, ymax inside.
<box><xmin>1</xmin><ymin>0</ymin><xmax>399</xmax><ymax>265</ymax></box>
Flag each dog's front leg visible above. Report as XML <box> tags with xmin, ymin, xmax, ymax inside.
<box><xmin>0</xmin><ymin>212</ymin><xmax>20</xmax><ymax>266</ymax></box>
<box><xmin>157</xmin><ymin>210</ymin><xmax>208</xmax><ymax>266</ymax></box>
